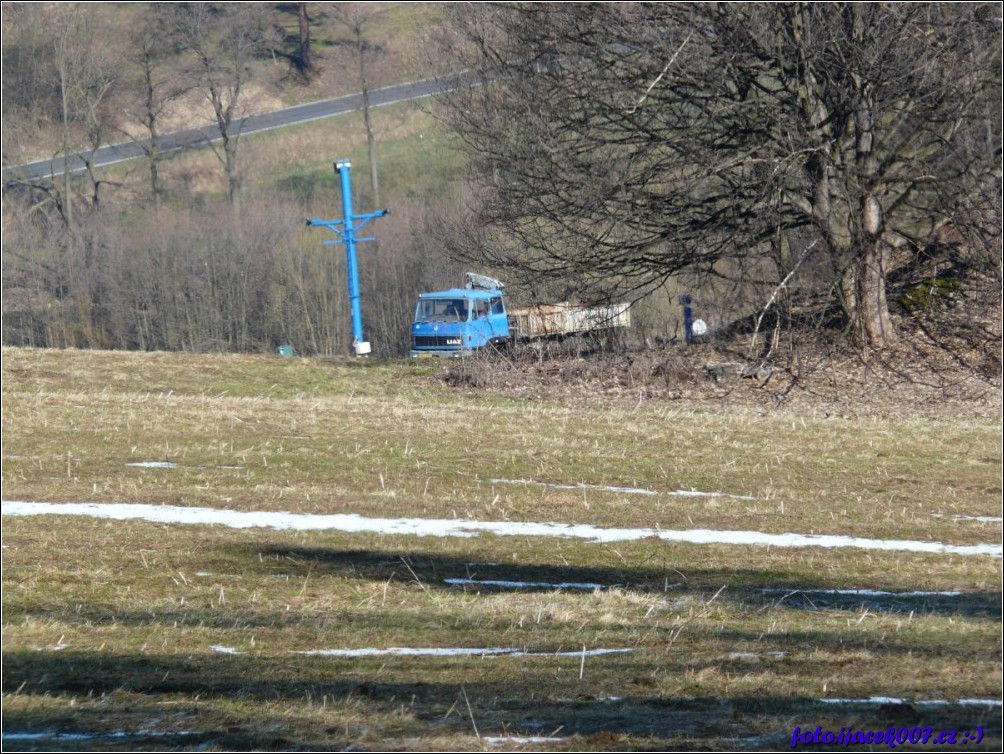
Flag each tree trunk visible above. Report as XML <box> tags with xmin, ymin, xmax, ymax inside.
<box><xmin>848</xmin><ymin>49</ymin><xmax>894</xmax><ymax>351</ymax></box>
<box><xmin>298</xmin><ymin>3</ymin><xmax>312</xmax><ymax>74</ymax></box>
<box><xmin>842</xmin><ymin>238</ymin><xmax>895</xmax><ymax>349</ymax></box>
<box><xmin>58</xmin><ymin>58</ymin><xmax>73</xmax><ymax>229</ymax></box>
<box><xmin>363</xmin><ymin>91</ymin><xmax>379</xmax><ymax>208</ymax></box>
<box><xmin>143</xmin><ymin>68</ymin><xmax>163</xmax><ymax>207</ymax></box>
<box><xmin>224</xmin><ymin>138</ymin><xmax>240</xmax><ymax>204</ymax></box>
<box><xmin>355</xmin><ymin>26</ymin><xmax>379</xmax><ymax>207</ymax></box>
<box><xmin>855</xmin><ymin>239</ymin><xmax>895</xmax><ymax>348</ymax></box>
<box><xmin>149</xmin><ymin>149</ymin><xmax>161</xmax><ymax>208</ymax></box>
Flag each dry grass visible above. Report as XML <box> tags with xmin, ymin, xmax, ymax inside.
<box><xmin>3</xmin><ymin>348</ymin><xmax>998</xmax><ymax>542</ymax></box>
<box><xmin>2</xmin><ymin>347</ymin><xmax>1001</xmax><ymax>751</ymax></box>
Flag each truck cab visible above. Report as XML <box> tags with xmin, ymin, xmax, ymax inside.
<box><xmin>411</xmin><ymin>288</ymin><xmax>509</xmax><ymax>357</ymax></box>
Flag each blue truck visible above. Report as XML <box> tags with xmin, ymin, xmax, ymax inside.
<box><xmin>410</xmin><ymin>273</ymin><xmax>630</xmax><ymax>357</ymax></box>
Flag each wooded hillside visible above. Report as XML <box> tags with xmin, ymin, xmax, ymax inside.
<box><xmin>3</xmin><ymin>3</ymin><xmax>1001</xmax><ymax>369</ymax></box>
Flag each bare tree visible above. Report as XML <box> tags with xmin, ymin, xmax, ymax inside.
<box><xmin>330</xmin><ymin>4</ymin><xmax>387</xmax><ymax>208</ymax></box>
<box><xmin>440</xmin><ymin>3</ymin><xmax>1001</xmax><ymax>350</ymax></box>
<box><xmin>122</xmin><ymin>6</ymin><xmax>191</xmax><ymax>207</ymax></box>
<box><xmin>1</xmin><ymin>3</ymin><xmax>60</xmax><ymax>169</ymax></box>
<box><xmin>3</xmin><ymin>4</ymin><xmax>131</xmax><ymax>226</ymax></box>
<box><xmin>173</xmin><ymin>2</ymin><xmax>274</xmax><ymax>204</ymax></box>
<box><xmin>49</xmin><ymin>5</ymin><xmax>119</xmax><ymax>225</ymax></box>
<box><xmin>73</xmin><ymin>34</ymin><xmax>120</xmax><ymax>213</ymax></box>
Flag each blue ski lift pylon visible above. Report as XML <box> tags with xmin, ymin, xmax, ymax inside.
<box><xmin>307</xmin><ymin>160</ymin><xmax>388</xmax><ymax>356</ymax></box>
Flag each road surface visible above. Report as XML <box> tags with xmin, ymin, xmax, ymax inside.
<box><xmin>3</xmin><ymin>74</ymin><xmax>462</xmax><ymax>182</ymax></box>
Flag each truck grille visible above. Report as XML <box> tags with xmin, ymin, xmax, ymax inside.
<box><xmin>413</xmin><ymin>336</ymin><xmax>462</xmax><ymax>347</ymax></box>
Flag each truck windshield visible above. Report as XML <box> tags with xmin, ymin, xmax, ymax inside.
<box><xmin>415</xmin><ymin>298</ymin><xmax>469</xmax><ymax>323</ymax></box>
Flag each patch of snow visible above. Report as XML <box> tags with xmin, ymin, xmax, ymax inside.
<box><xmin>731</xmin><ymin>736</ymin><xmax>782</xmax><ymax>747</ymax></box>
<box><xmin>2</xmin><ymin>732</ymin><xmax>95</xmax><ymax>742</ymax></box>
<box><xmin>819</xmin><ymin>697</ymin><xmax>1002</xmax><ymax>707</ymax></box>
<box><xmin>666</xmin><ymin>489</ymin><xmax>756</xmax><ymax>500</ymax></box>
<box><xmin>931</xmin><ymin>513</ymin><xmax>1003</xmax><ymax>523</ymax></box>
<box><xmin>489</xmin><ymin>478</ymin><xmax>755</xmax><ymax>500</ymax></box>
<box><xmin>296</xmin><ymin>647</ymin><xmax>633</xmax><ymax>658</ymax></box>
<box><xmin>2</xmin><ymin>730</ymin><xmax>198</xmax><ymax>742</ymax></box>
<box><xmin>300</xmin><ymin>647</ymin><xmax>520</xmax><ymax>658</ymax></box>
<box><xmin>210</xmin><ymin>645</ymin><xmax>240</xmax><ymax>655</ymax></box>
<box><xmin>484</xmin><ymin>736</ymin><xmax>566</xmax><ymax>745</ymax></box>
<box><xmin>491</xmin><ymin>478</ymin><xmax>657</xmax><ymax>495</ymax></box>
<box><xmin>546</xmin><ymin>648</ymin><xmax>634</xmax><ymax>657</ymax></box>
<box><xmin>444</xmin><ymin>578</ymin><xmax>607</xmax><ymax>590</ymax></box>
<box><xmin>126</xmin><ymin>462</ymin><xmax>178</xmax><ymax>469</ymax></box>
<box><xmin>4</xmin><ymin>501</ymin><xmax>1000</xmax><ymax>557</ymax></box>
<box><xmin>727</xmin><ymin>651</ymin><xmax>786</xmax><ymax>660</ymax></box>
<box><xmin>763</xmin><ymin>588</ymin><xmax>964</xmax><ymax>597</ymax></box>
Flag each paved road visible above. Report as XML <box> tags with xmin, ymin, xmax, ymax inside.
<box><xmin>3</xmin><ymin>74</ymin><xmax>462</xmax><ymax>182</ymax></box>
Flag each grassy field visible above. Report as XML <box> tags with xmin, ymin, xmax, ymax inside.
<box><xmin>2</xmin><ymin>347</ymin><xmax>1001</xmax><ymax>751</ymax></box>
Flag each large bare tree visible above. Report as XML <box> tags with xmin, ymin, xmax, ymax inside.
<box><xmin>441</xmin><ymin>3</ymin><xmax>1001</xmax><ymax>349</ymax></box>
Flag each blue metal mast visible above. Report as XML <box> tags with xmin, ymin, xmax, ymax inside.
<box><xmin>307</xmin><ymin>160</ymin><xmax>387</xmax><ymax>356</ymax></box>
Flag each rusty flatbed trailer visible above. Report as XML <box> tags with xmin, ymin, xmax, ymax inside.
<box><xmin>507</xmin><ymin>302</ymin><xmax>631</xmax><ymax>339</ymax></box>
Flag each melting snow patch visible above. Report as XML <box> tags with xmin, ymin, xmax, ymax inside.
<box><xmin>126</xmin><ymin>462</ymin><xmax>179</xmax><ymax>469</ymax></box>
<box><xmin>2</xmin><ymin>732</ymin><xmax>96</xmax><ymax>742</ymax></box>
<box><xmin>490</xmin><ymin>478</ymin><xmax>756</xmax><ymax>500</ymax></box>
<box><xmin>444</xmin><ymin>578</ymin><xmax>607</xmax><ymax>590</ymax></box>
<box><xmin>300</xmin><ymin>647</ymin><xmax>520</xmax><ymax>658</ymax></box>
<box><xmin>4</xmin><ymin>502</ymin><xmax>1001</xmax><ymax>557</ymax></box>
<box><xmin>819</xmin><ymin>697</ymin><xmax>1002</xmax><ymax>707</ymax></box>
<box><xmin>491</xmin><ymin>478</ymin><xmax>658</xmax><ymax>495</ymax></box>
<box><xmin>727</xmin><ymin>651</ymin><xmax>786</xmax><ymax>660</ymax></box>
<box><xmin>763</xmin><ymin>588</ymin><xmax>964</xmax><ymax>597</ymax></box>
<box><xmin>666</xmin><ymin>489</ymin><xmax>755</xmax><ymax>500</ymax></box>
<box><xmin>484</xmin><ymin>737</ymin><xmax>566</xmax><ymax>745</ymax></box>
<box><xmin>297</xmin><ymin>647</ymin><xmax>633</xmax><ymax>658</ymax></box>
<box><xmin>2</xmin><ymin>730</ymin><xmax>198</xmax><ymax>742</ymax></box>
<box><xmin>932</xmin><ymin>513</ymin><xmax>1003</xmax><ymax>523</ymax></box>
